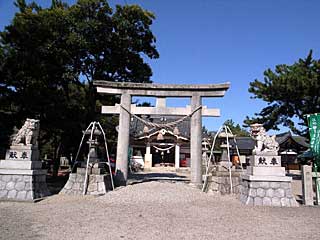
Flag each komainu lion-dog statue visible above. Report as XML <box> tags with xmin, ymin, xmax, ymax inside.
<box><xmin>250</xmin><ymin>123</ymin><xmax>279</xmax><ymax>155</ymax></box>
<box><xmin>11</xmin><ymin>119</ymin><xmax>40</xmax><ymax>146</ymax></box>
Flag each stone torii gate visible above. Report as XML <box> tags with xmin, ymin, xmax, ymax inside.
<box><xmin>94</xmin><ymin>81</ymin><xmax>230</xmax><ymax>186</ymax></box>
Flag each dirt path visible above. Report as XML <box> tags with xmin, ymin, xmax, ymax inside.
<box><xmin>0</xmin><ymin>181</ymin><xmax>319</xmax><ymax>240</ymax></box>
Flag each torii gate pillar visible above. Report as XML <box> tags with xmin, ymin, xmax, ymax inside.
<box><xmin>116</xmin><ymin>93</ymin><xmax>131</xmax><ymax>185</ymax></box>
<box><xmin>191</xmin><ymin>94</ymin><xmax>202</xmax><ymax>186</ymax></box>
<box><xmin>94</xmin><ymin>81</ymin><xmax>230</xmax><ymax>187</ymax></box>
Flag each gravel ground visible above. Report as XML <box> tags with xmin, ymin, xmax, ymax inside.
<box><xmin>0</xmin><ymin>180</ymin><xmax>319</xmax><ymax>240</ymax></box>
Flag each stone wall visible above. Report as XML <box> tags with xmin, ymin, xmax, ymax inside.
<box><xmin>206</xmin><ymin>171</ymin><xmax>243</xmax><ymax>194</ymax></box>
<box><xmin>0</xmin><ymin>173</ymin><xmax>50</xmax><ymax>201</ymax></box>
<box><xmin>240</xmin><ymin>179</ymin><xmax>298</xmax><ymax>207</ymax></box>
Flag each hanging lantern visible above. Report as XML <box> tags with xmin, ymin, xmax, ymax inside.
<box><xmin>167</xmin><ymin>150</ymin><xmax>170</xmax><ymax>153</ymax></box>
<box><xmin>143</xmin><ymin>125</ymin><xmax>149</xmax><ymax>134</ymax></box>
<box><xmin>157</xmin><ymin>129</ymin><xmax>166</xmax><ymax>141</ymax></box>
<box><xmin>173</xmin><ymin>126</ymin><xmax>180</xmax><ymax>135</ymax></box>
<box><xmin>157</xmin><ymin>131</ymin><xmax>164</xmax><ymax>141</ymax></box>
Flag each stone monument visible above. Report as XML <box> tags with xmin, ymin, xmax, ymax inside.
<box><xmin>0</xmin><ymin>119</ymin><xmax>50</xmax><ymax>201</ymax></box>
<box><xmin>239</xmin><ymin>123</ymin><xmax>298</xmax><ymax>207</ymax></box>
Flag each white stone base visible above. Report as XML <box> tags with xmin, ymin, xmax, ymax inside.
<box><xmin>0</xmin><ymin>169</ymin><xmax>47</xmax><ymax>175</ymax></box>
<box><xmin>0</xmin><ymin>144</ymin><xmax>50</xmax><ymax>201</ymax></box>
<box><xmin>241</xmin><ymin>174</ymin><xmax>292</xmax><ymax>182</ymax></box>
<box><xmin>244</xmin><ymin>166</ymin><xmax>287</xmax><ymax>177</ymax></box>
<box><xmin>0</xmin><ymin>171</ymin><xmax>50</xmax><ymax>201</ymax></box>
<box><xmin>240</xmin><ymin>175</ymin><xmax>298</xmax><ymax>207</ymax></box>
<box><xmin>239</xmin><ymin>154</ymin><xmax>298</xmax><ymax>207</ymax></box>
<box><xmin>60</xmin><ymin>168</ymin><xmax>113</xmax><ymax>195</ymax></box>
<box><xmin>0</xmin><ymin>160</ymin><xmax>42</xmax><ymax>170</ymax></box>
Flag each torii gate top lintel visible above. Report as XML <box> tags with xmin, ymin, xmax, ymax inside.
<box><xmin>94</xmin><ymin>80</ymin><xmax>230</xmax><ymax>97</ymax></box>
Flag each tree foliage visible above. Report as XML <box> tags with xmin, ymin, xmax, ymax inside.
<box><xmin>245</xmin><ymin>50</ymin><xmax>320</xmax><ymax>136</ymax></box>
<box><xmin>224</xmin><ymin>119</ymin><xmax>249</xmax><ymax>137</ymax></box>
<box><xmin>0</xmin><ymin>0</ymin><xmax>159</xmax><ymax>166</ymax></box>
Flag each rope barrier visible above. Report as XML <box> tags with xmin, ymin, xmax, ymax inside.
<box><xmin>120</xmin><ymin>104</ymin><xmax>202</xmax><ymax>129</ymax></box>
<box><xmin>225</xmin><ymin>126</ymin><xmax>233</xmax><ymax>194</ymax></box>
<box><xmin>97</xmin><ymin>121</ymin><xmax>115</xmax><ymax>190</ymax></box>
<box><xmin>201</xmin><ymin>126</ymin><xmax>222</xmax><ymax>192</ymax></box>
<box><xmin>83</xmin><ymin>123</ymin><xmax>95</xmax><ymax>195</ymax></box>
<box><xmin>225</xmin><ymin>125</ymin><xmax>243</xmax><ymax>171</ymax></box>
<box><xmin>152</xmin><ymin>144</ymin><xmax>175</xmax><ymax>152</ymax></box>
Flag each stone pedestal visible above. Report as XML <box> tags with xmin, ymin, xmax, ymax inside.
<box><xmin>5</xmin><ymin>145</ymin><xmax>40</xmax><ymax>161</ymax></box>
<box><xmin>240</xmin><ymin>155</ymin><xmax>298</xmax><ymax>207</ymax></box>
<box><xmin>206</xmin><ymin>169</ymin><xmax>243</xmax><ymax>194</ymax></box>
<box><xmin>0</xmin><ymin>145</ymin><xmax>50</xmax><ymax>201</ymax></box>
<box><xmin>216</xmin><ymin>163</ymin><xmax>232</xmax><ymax>172</ymax></box>
<box><xmin>60</xmin><ymin>168</ymin><xmax>112</xmax><ymax>195</ymax></box>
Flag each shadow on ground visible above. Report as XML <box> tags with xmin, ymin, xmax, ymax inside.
<box><xmin>128</xmin><ymin>172</ymin><xmax>190</xmax><ymax>185</ymax></box>
<box><xmin>45</xmin><ymin>170</ymin><xmax>190</xmax><ymax>195</ymax></box>
<box><xmin>46</xmin><ymin>174</ymin><xmax>69</xmax><ymax>194</ymax></box>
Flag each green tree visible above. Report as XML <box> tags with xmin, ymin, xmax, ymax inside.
<box><xmin>245</xmin><ymin>50</ymin><xmax>320</xmax><ymax>136</ymax></box>
<box><xmin>67</xmin><ymin>0</ymin><xmax>159</xmax><ymax>121</ymax></box>
<box><xmin>0</xmin><ymin>0</ymin><xmax>159</xmax><ymax>171</ymax></box>
<box><xmin>0</xmin><ymin>0</ymin><xmax>78</xmax><ymax>160</ymax></box>
<box><xmin>224</xmin><ymin>119</ymin><xmax>249</xmax><ymax>137</ymax></box>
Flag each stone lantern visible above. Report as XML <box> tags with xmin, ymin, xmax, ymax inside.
<box><xmin>60</xmin><ymin>122</ymin><xmax>114</xmax><ymax>195</ymax></box>
<box><xmin>217</xmin><ymin>131</ymin><xmax>234</xmax><ymax>170</ymax></box>
<box><xmin>81</xmin><ymin>126</ymin><xmax>104</xmax><ymax>173</ymax></box>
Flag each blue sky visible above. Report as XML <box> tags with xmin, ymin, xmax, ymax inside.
<box><xmin>1</xmin><ymin>0</ymin><xmax>320</xmax><ymax>134</ymax></box>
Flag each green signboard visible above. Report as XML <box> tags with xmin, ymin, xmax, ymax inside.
<box><xmin>308</xmin><ymin>113</ymin><xmax>320</xmax><ymax>202</ymax></box>
<box><xmin>308</xmin><ymin>113</ymin><xmax>320</xmax><ymax>163</ymax></box>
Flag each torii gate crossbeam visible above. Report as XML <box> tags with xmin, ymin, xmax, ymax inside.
<box><xmin>94</xmin><ymin>80</ymin><xmax>230</xmax><ymax>187</ymax></box>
